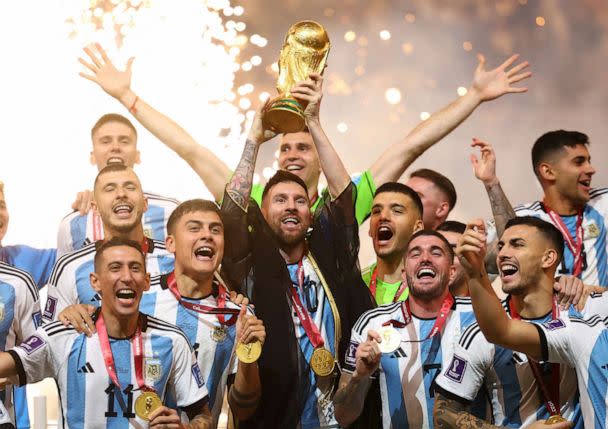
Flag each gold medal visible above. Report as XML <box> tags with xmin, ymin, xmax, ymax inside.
<box><xmin>134</xmin><ymin>390</ymin><xmax>162</xmax><ymax>421</ymax></box>
<box><xmin>310</xmin><ymin>347</ymin><xmax>335</xmax><ymax>377</ymax></box>
<box><xmin>377</xmin><ymin>326</ymin><xmax>401</xmax><ymax>354</ymax></box>
<box><xmin>545</xmin><ymin>414</ymin><xmax>567</xmax><ymax>425</ymax></box>
<box><xmin>211</xmin><ymin>326</ymin><xmax>227</xmax><ymax>343</ymax></box>
<box><xmin>236</xmin><ymin>340</ymin><xmax>262</xmax><ymax>363</ymax></box>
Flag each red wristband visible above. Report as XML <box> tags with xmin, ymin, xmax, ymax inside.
<box><xmin>129</xmin><ymin>95</ymin><xmax>139</xmax><ymax>114</ymax></box>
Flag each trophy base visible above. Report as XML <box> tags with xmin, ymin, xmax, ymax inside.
<box><xmin>264</xmin><ymin>97</ymin><xmax>306</xmax><ymax>134</ymax></box>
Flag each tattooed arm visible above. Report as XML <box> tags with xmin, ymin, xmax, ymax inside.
<box><xmin>433</xmin><ymin>392</ymin><xmax>501</xmax><ymax>429</ymax></box>
<box><xmin>226</xmin><ymin>103</ymin><xmax>277</xmax><ymax>208</ymax></box>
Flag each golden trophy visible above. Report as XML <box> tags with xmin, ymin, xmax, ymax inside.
<box><xmin>264</xmin><ymin>21</ymin><xmax>331</xmax><ymax>133</ymax></box>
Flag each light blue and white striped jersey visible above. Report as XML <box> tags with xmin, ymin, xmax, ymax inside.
<box><xmin>286</xmin><ymin>257</ymin><xmax>338</xmax><ymax>429</ymax></box>
<box><xmin>344</xmin><ymin>297</ymin><xmax>478</xmax><ymax>429</ymax></box>
<box><xmin>10</xmin><ymin>313</ymin><xmax>208</xmax><ymax>429</ymax></box>
<box><xmin>0</xmin><ymin>263</ymin><xmax>41</xmax><ymax>425</ymax></box>
<box><xmin>139</xmin><ymin>274</ymin><xmax>242</xmax><ymax>427</ymax></box>
<box><xmin>434</xmin><ymin>294</ymin><xmax>605</xmax><ymax>428</ymax></box>
<box><xmin>514</xmin><ymin>188</ymin><xmax>608</xmax><ymax>286</ymax></box>
<box><xmin>43</xmin><ymin>238</ymin><xmax>174</xmax><ymax>322</ymax></box>
<box><xmin>537</xmin><ymin>311</ymin><xmax>608</xmax><ymax>429</ymax></box>
<box><xmin>56</xmin><ymin>191</ymin><xmax>179</xmax><ymax>257</ymax></box>
<box><xmin>0</xmin><ymin>244</ymin><xmax>56</xmax><ymax>289</ymax></box>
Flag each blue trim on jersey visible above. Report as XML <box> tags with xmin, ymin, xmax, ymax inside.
<box><xmin>14</xmin><ymin>386</ymin><xmax>30</xmax><ymax>429</ymax></box>
<box><xmin>110</xmin><ymin>338</ymin><xmax>133</xmax><ymax>429</ymax></box>
<box><xmin>75</xmin><ymin>260</ymin><xmax>99</xmax><ymax>307</ymax></box>
<box><xmin>420</xmin><ymin>319</ymin><xmax>441</xmax><ymax>428</ymax></box>
<box><xmin>589</xmin><ymin>330</ymin><xmax>608</xmax><ymax>429</ymax></box>
<box><xmin>0</xmin><ymin>282</ymin><xmax>16</xmax><ymax>351</ymax></box>
<box><xmin>586</xmin><ymin>206</ymin><xmax>608</xmax><ymax>285</ymax></box>
<box><xmin>158</xmin><ymin>256</ymin><xmax>176</xmax><ymax>275</ymax></box>
<box><xmin>143</xmin><ymin>205</ymin><xmax>165</xmax><ymax>242</ymax></box>
<box><xmin>139</xmin><ymin>292</ymin><xmax>157</xmax><ymax>317</ymax></box>
<box><xmin>206</xmin><ymin>324</ymin><xmax>236</xmax><ymax>409</ymax></box>
<box><xmin>67</xmin><ymin>335</ymin><xmax>87</xmax><ymax>429</ymax></box>
<box><xmin>381</xmin><ymin>354</ymin><xmax>408</xmax><ymax>427</ymax></box>
<box><xmin>494</xmin><ymin>346</ymin><xmax>523</xmax><ymax>427</ymax></box>
<box><xmin>70</xmin><ymin>215</ymin><xmax>88</xmax><ymax>252</ymax></box>
<box><xmin>149</xmin><ymin>334</ymin><xmax>173</xmax><ymax>400</ymax></box>
<box><xmin>0</xmin><ymin>245</ymin><xmax>56</xmax><ymax>289</ymax></box>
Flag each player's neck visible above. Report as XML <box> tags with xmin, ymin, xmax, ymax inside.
<box><xmin>409</xmin><ymin>288</ymin><xmax>450</xmax><ymax>319</ymax></box>
<box><xmin>376</xmin><ymin>255</ymin><xmax>403</xmax><ymax>284</ymax></box>
<box><xmin>280</xmin><ymin>241</ymin><xmax>307</xmax><ymax>264</ymax></box>
<box><xmin>105</xmin><ymin>224</ymin><xmax>146</xmax><ymax>244</ymax></box>
<box><xmin>544</xmin><ymin>188</ymin><xmax>582</xmax><ymax>215</ymax></box>
<box><xmin>101</xmin><ymin>308</ymin><xmax>139</xmax><ymax>339</ymax></box>
<box><xmin>513</xmin><ymin>279</ymin><xmax>554</xmax><ymax>318</ymax></box>
<box><xmin>174</xmin><ymin>268</ymin><xmax>214</xmax><ymax>299</ymax></box>
<box><xmin>449</xmin><ymin>279</ymin><xmax>469</xmax><ymax>297</ymax></box>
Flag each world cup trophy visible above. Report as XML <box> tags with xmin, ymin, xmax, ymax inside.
<box><xmin>263</xmin><ymin>21</ymin><xmax>331</xmax><ymax>133</ymax></box>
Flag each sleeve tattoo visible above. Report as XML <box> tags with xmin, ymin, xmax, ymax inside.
<box><xmin>227</xmin><ymin>138</ymin><xmax>260</xmax><ymax>208</ymax></box>
<box><xmin>433</xmin><ymin>393</ymin><xmax>502</xmax><ymax>429</ymax></box>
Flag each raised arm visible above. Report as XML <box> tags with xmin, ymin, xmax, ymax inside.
<box><xmin>457</xmin><ymin>219</ymin><xmax>543</xmax><ymax>360</ymax></box>
<box><xmin>78</xmin><ymin>43</ymin><xmax>230</xmax><ymax>201</ymax></box>
<box><xmin>291</xmin><ymin>73</ymin><xmax>350</xmax><ymax>198</ymax></box>
<box><xmin>369</xmin><ymin>54</ymin><xmax>531</xmax><ymax>186</ymax></box>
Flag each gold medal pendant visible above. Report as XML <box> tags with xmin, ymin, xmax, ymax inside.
<box><xmin>211</xmin><ymin>326</ymin><xmax>228</xmax><ymax>343</ymax></box>
<box><xmin>377</xmin><ymin>326</ymin><xmax>401</xmax><ymax>354</ymax></box>
<box><xmin>236</xmin><ymin>340</ymin><xmax>262</xmax><ymax>363</ymax></box>
<box><xmin>310</xmin><ymin>347</ymin><xmax>335</xmax><ymax>377</ymax></box>
<box><xmin>134</xmin><ymin>391</ymin><xmax>162</xmax><ymax>421</ymax></box>
<box><xmin>545</xmin><ymin>414</ymin><xmax>567</xmax><ymax>425</ymax></box>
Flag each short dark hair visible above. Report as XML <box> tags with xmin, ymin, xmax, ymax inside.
<box><xmin>262</xmin><ymin>170</ymin><xmax>309</xmax><ymax>202</ymax></box>
<box><xmin>91</xmin><ymin>113</ymin><xmax>138</xmax><ymax>140</ymax></box>
<box><xmin>437</xmin><ymin>220</ymin><xmax>467</xmax><ymax>235</ymax></box>
<box><xmin>504</xmin><ymin>216</ymin><xmax>564</xmax><ymax>264</ymax></box>
<box><xmin>374</xmin><ymin>182</ymin><xmax>423</xmax><ymax>218</ymax></box>
<box><xmin>94</xmin><ymin>164</ymin><xmax>138</xmax><ymax>190</ymax></box>
<box><xmin>94</xmin><ymin>237</ymin><xmax>146</xmax><ymax>271</ymax></box>
<box><xmin>531</xmin><ymin>130</ymin><xmax>590</xmax><ymax>179</ymax></box>
<box><xmin>407</xmin><ymin>229</ymin><xmax>454</xmax><ymax>260</ymax></box>
<box><xmin>167</xmin><ymin>199</ymin><xmax>221</xmax><ymax>235</ymax></box>
<box><xmin>281</xmin><ymin>125</ymin><xmax>310</xmax><ymax>137</ymax></box>
<box><xmin>410</xmin><ymin>168</ymin><xmax>457</xmax><ymax>212</ymax></box>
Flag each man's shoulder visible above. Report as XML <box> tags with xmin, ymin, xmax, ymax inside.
<box><xmin>149</xmin><ymin>239</ymin><xmax>171</xmax><ymax>256</ymax></box>
<box><xmin>49</xmin><ymin>242</ymin><xmax>97</xmax><ymax>283</ymax></box>
<box><xmin>0</xmin><ymin>262</ymin><xmax>38</xmax><ymax>300</ymax></box>
<box><xmin>144</xmin><ymin>314</ymin><xmax>193</xmax><ymax>349</ymax></box>
<box><xmin>143</xmin><ymin>191</ymin><xmax>180</xmax><ymax>207</ymax></box>
<box><xmin>514</xmin><ymin>199</ymin><xmax>544</xmax><ymax>215</ymax></box>
<box><xmin>352</xmin><ymin>302</ymin><xmax>402</xmax><ymax>335</ymax></box>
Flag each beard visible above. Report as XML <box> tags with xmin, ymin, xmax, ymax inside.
<box><xmin>406</xmin><ymin>273</ymin><xmax>448</xmax><ymax>302</ymax></box>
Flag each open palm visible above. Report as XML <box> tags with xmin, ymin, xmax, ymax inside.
<box><xmin>472</xmin><ymin>53</ymin><xmax>531</xmax><ymax>102</ymax></box>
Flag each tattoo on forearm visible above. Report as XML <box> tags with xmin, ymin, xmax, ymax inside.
<box><xmin>229</xmin><ymin>386</ymin><xmax>260</xmax><ymax>409</ymax></box>
<box><xmin>485</xmin><ymin>181</ymin><xmax>516</xmax><ymax>238</ymax></box>
<box><xmin>189</xmin><ymin>414</ymin><xmax>213</xmax><ymax>429</ymax></box>
<box><xmin>333</xmin><ymin>376</ymin><xmax>372</xmax><ymax>418</ymax></box>
<box><xmin>227</xmin><ymin>138</ymin><xmax>260</xmax><ymax>208</ymax></box>
<box><xmin>434</xmin><ymin>394</ymin><xmax>499</xmax><ymax>429</ymax></box>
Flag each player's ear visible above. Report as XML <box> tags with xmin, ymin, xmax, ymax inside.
<box><xmin>541</xmin><ymin>248</ymin><xmax>558</xmax><ymax>269</ymax></box>
<box><xmin>144</xmin><ymin>272</ymin><xmax>151</xmax><ymax>292</ymax></box>
<box><xmin>90</xmin><ymin>272</ymin><xmax>102</xmax><ymax>294</ymax></box>
<box><xmin>413</xmin><ymin>219</ymin><xmax>424</xmax><ymax>233</ymax></box>
<box><xmin>165</xmin><ymin>234</ymin><xmax>176</xmax><ymax>254</ymax></box>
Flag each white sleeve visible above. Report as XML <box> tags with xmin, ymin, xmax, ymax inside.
<box><xmin>43</xmin><ymin>265</ymin><xmax>78</xmax><ymax>322</ymax></box>
<box><xmin>434</xmin><ymin>325</ymin><xmax>492</xmax><ymax>403</ymax></box>
<box><xmin>14</xmin><ymin>274</ymin><xmax>42</xmax><ymax>343</ymax></box>
<box><xmin>535</xmin><ymin>318</ymin><xmax>578</xmax><ymax>366</ymax></box>
<box><xmin>171</xmin><ymin>335</ymin><xmax>209</xmax><ymax>409</ymax></box>
<box><xmin>343</xmin><ymin>325</ymin><xmax>365</xmax><ymax>374</ymax></box>
<box><xmin>56</xmin><ymin>214</ymin><xmax>76</xmax><ymax>258</ymax></box>
<box><xmin>10</xmin><ymin>328</ymin><xmax>56</xmax><ymax>385</ymax></box>
<box><xmin>581</xmin><ymin>292</ymin><xmax>608</xmax><ymax>319</ymax></box>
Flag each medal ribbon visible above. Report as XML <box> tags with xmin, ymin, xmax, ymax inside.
<box><xmin>542</xmin><ymin>203</ymin><xmax>584</xmax><ymax>276</ymax></box>
<box><xmin>509</xmin><ymin>295</ymin><xmax>561</xmax><ymax>417</ymax></box>
<box><xmin>290</xmin><ymin>258</ymin><xmax>325</xmax><ymax>349</ymax></box>
<box><xmin>166</xmin><ymin>272</ymin><xmax>239</xmax><ymax>326</ymax></box>
<box><xmin>370</xmin><ymin>267</ymin><xmax>408</xmax><ymax>303</ymax></box>
<box><xmin>96</xmin><ymin>312</ymin><xmax>150</xmax><ymax>413</ymax></box>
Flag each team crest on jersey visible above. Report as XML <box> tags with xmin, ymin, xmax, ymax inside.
<box><xmin>210</xmin><ymin>325</ymin><xmax>227</xmax><ymax>342</ymax></box>
<box><xmin>191</xmin><ymin>362</ymin><xmax>204</xmax><ymax>388</ymax></box>
<box><xmin>444</xmin><ymin>355</ymin><xmax>467</xmax><ymax>383</ymax></box>
<box><xmin>144</xmin><ymin>228</ymin><xmax>152</xmax><ymax>239</ymax></box>
<box><xmin>20</xmin><ymin>334</ymin><xmax>45</xmax><ymax>355</ymax></box>
<box><xmin>144</xmin><ymin>358</ymin><xmax>162</xmax><ymax>383</ymax></box>
<box><xmin>43</xmin><ymin>296</ymin><xmax>57</xmax><ymax>320</ymax></box>
<box><xmin>585</xmin><ymin>222</ymin><xmax>600</xmax><ymax>239</ymax></box>
<box><xmin>345</xmin><ymin>340</ymin><xmax>359</xmax><ymax>368</ymax></box>
<box><xmin>543</xmin><ymin>319</ymin><xmax>566</xmax><ymax>330</ymax></box>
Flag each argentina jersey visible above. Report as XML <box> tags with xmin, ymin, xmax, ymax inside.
<box><xmin>343</xmin><ymin>297</ymin><xmax>477</xmax><ymax>429</ymax></box>
<box><xmin>0</xmin><ymin>244</ymin><xmax>56</xmax><ymax>289</ymax></box>
<box><xmin>514</xmin><ymin>188</ymin><xmax>608</xmax><ymax>286</ymax></box>
<box><xmin>535</xmin><ymin>311</ymin><xmax>608</xmax><ymax>429</ymax></box>
<box><xmin>286</xmin><ymin>257</ymin><xmax>338</xmax><ymax>429</ymax></box>
<box><xmin>43</xmin><ymin>238</ymin><xmax>174</xmax><ymax>322</ymax></box>
<box><xmin>434</xmin><ymin>298</ymin><xmax>583</xmax><ymax>428</ymax></box>
<box><xmin>10</xmin><ymin>313</ymin><xmax>207</xmax><ymax>429</ymax></box>
<box><xmin>139</xmin><ymin>274</ymin><xmax>242</xmax><ymax>427</ymax></box>
<box><xmin>57</xmin><ymin>191</ymin><xmax>179</xmax><ymax>257</ymax></box>
<box><xmin>0</xmin><ymin>263</ymin><xmax>41</xmax><ymax>425</ymax></box>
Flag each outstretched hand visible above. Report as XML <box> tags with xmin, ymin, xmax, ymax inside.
<box><xmin>470</xmin><ymin>139</ymin><xmax>498</xmax><ymax>186</ymax></box>
<box><xmin>79</xmin><ymin>43</ymin><xmax>134</xmax><ymax>102</ymax></box>
<box><xmin>249</xmin><ymin>99</ymin><xmax>277</xmax><ymax>144</ymax></box>
<box><xmin>290</xmin><ymin>73</ymin><xmax>324</xmax><ymax>122</ymax></box>
<box><xmin>471</xmin><ymin>53</ymin><xmax>531</xmax><ymax>102</ymax></box>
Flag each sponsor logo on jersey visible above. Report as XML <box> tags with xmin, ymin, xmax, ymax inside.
<box><xmin>20</xmin><ymin>334</ymin><xmax>45</xmax><ymax>355</ymax></box>
<box><xmin>444</xmin><ymin>355</ymin><xmax>467</xmax><ymax>383</ymax></box>
<box><xmin>543</xmin><ymin>319</ymin><xmax>566</xmax><ymax>331</ymax></box>
<box><xmin>192</xmin><ymin>362</ymin><xmax>204</xmax><ymax>388</ymax></box>
<box><xmin>345</xmin><ymin>340</ymin><xmax>359</xmax><ymax>368</ymax></box>
<box><xmin>145</xmin><ymin>358</ymin><xmax>162</xmax><ymax>383</ymax></box>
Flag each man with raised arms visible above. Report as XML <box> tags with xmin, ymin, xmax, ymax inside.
<box><xmin>458</xmin><ymin>217</ymin><xmax>608</xmax><ymax>428</ymax></box>
<box><xmin>78</xmin><ymin>44</ymin><xmax>530</xmax><ymax>224</ymax></box>
<box><xmin>0</xmin><ymin>238</ymin><xmax>212</xmax><ymax>428</ymax></box>
<box><xmin>362</xmin><ymin>182</ymin><xmax>424</xmax><ymax>305</ymax></box>
<box><xmin>333</xmin><ymin>230</ymin><xmax>479</xmax><ymax>428</ymax></box>
<box><xmin>44</xmin><ymin>164</ymin><xmax>174</xmax><ymax>321</ymax></box>
<box><xmin>59</xmin><ymin>199</ymin><xmax>265</xmax><ymax>427</ymax></box>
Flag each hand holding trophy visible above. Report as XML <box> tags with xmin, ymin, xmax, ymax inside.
<box><xmin>264</xmin><ymin>21</ymin><xmax>331</xmax><ymax>133</ymax></box>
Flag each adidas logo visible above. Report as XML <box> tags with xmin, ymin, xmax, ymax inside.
<box><xmin>91</xmin><ymin>293</ymin><xmax>102</xmax><ymax>302</ymax></box>
<box><xmin>78</xmin><ymin>362</ymin><xmax>95</xmax><ymax>373</ymax></box>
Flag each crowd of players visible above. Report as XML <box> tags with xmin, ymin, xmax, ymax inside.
<box><xmin>0</xmin><ymin>41</ymin><xmax>605</xmax><ymax>429</ymax></box>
